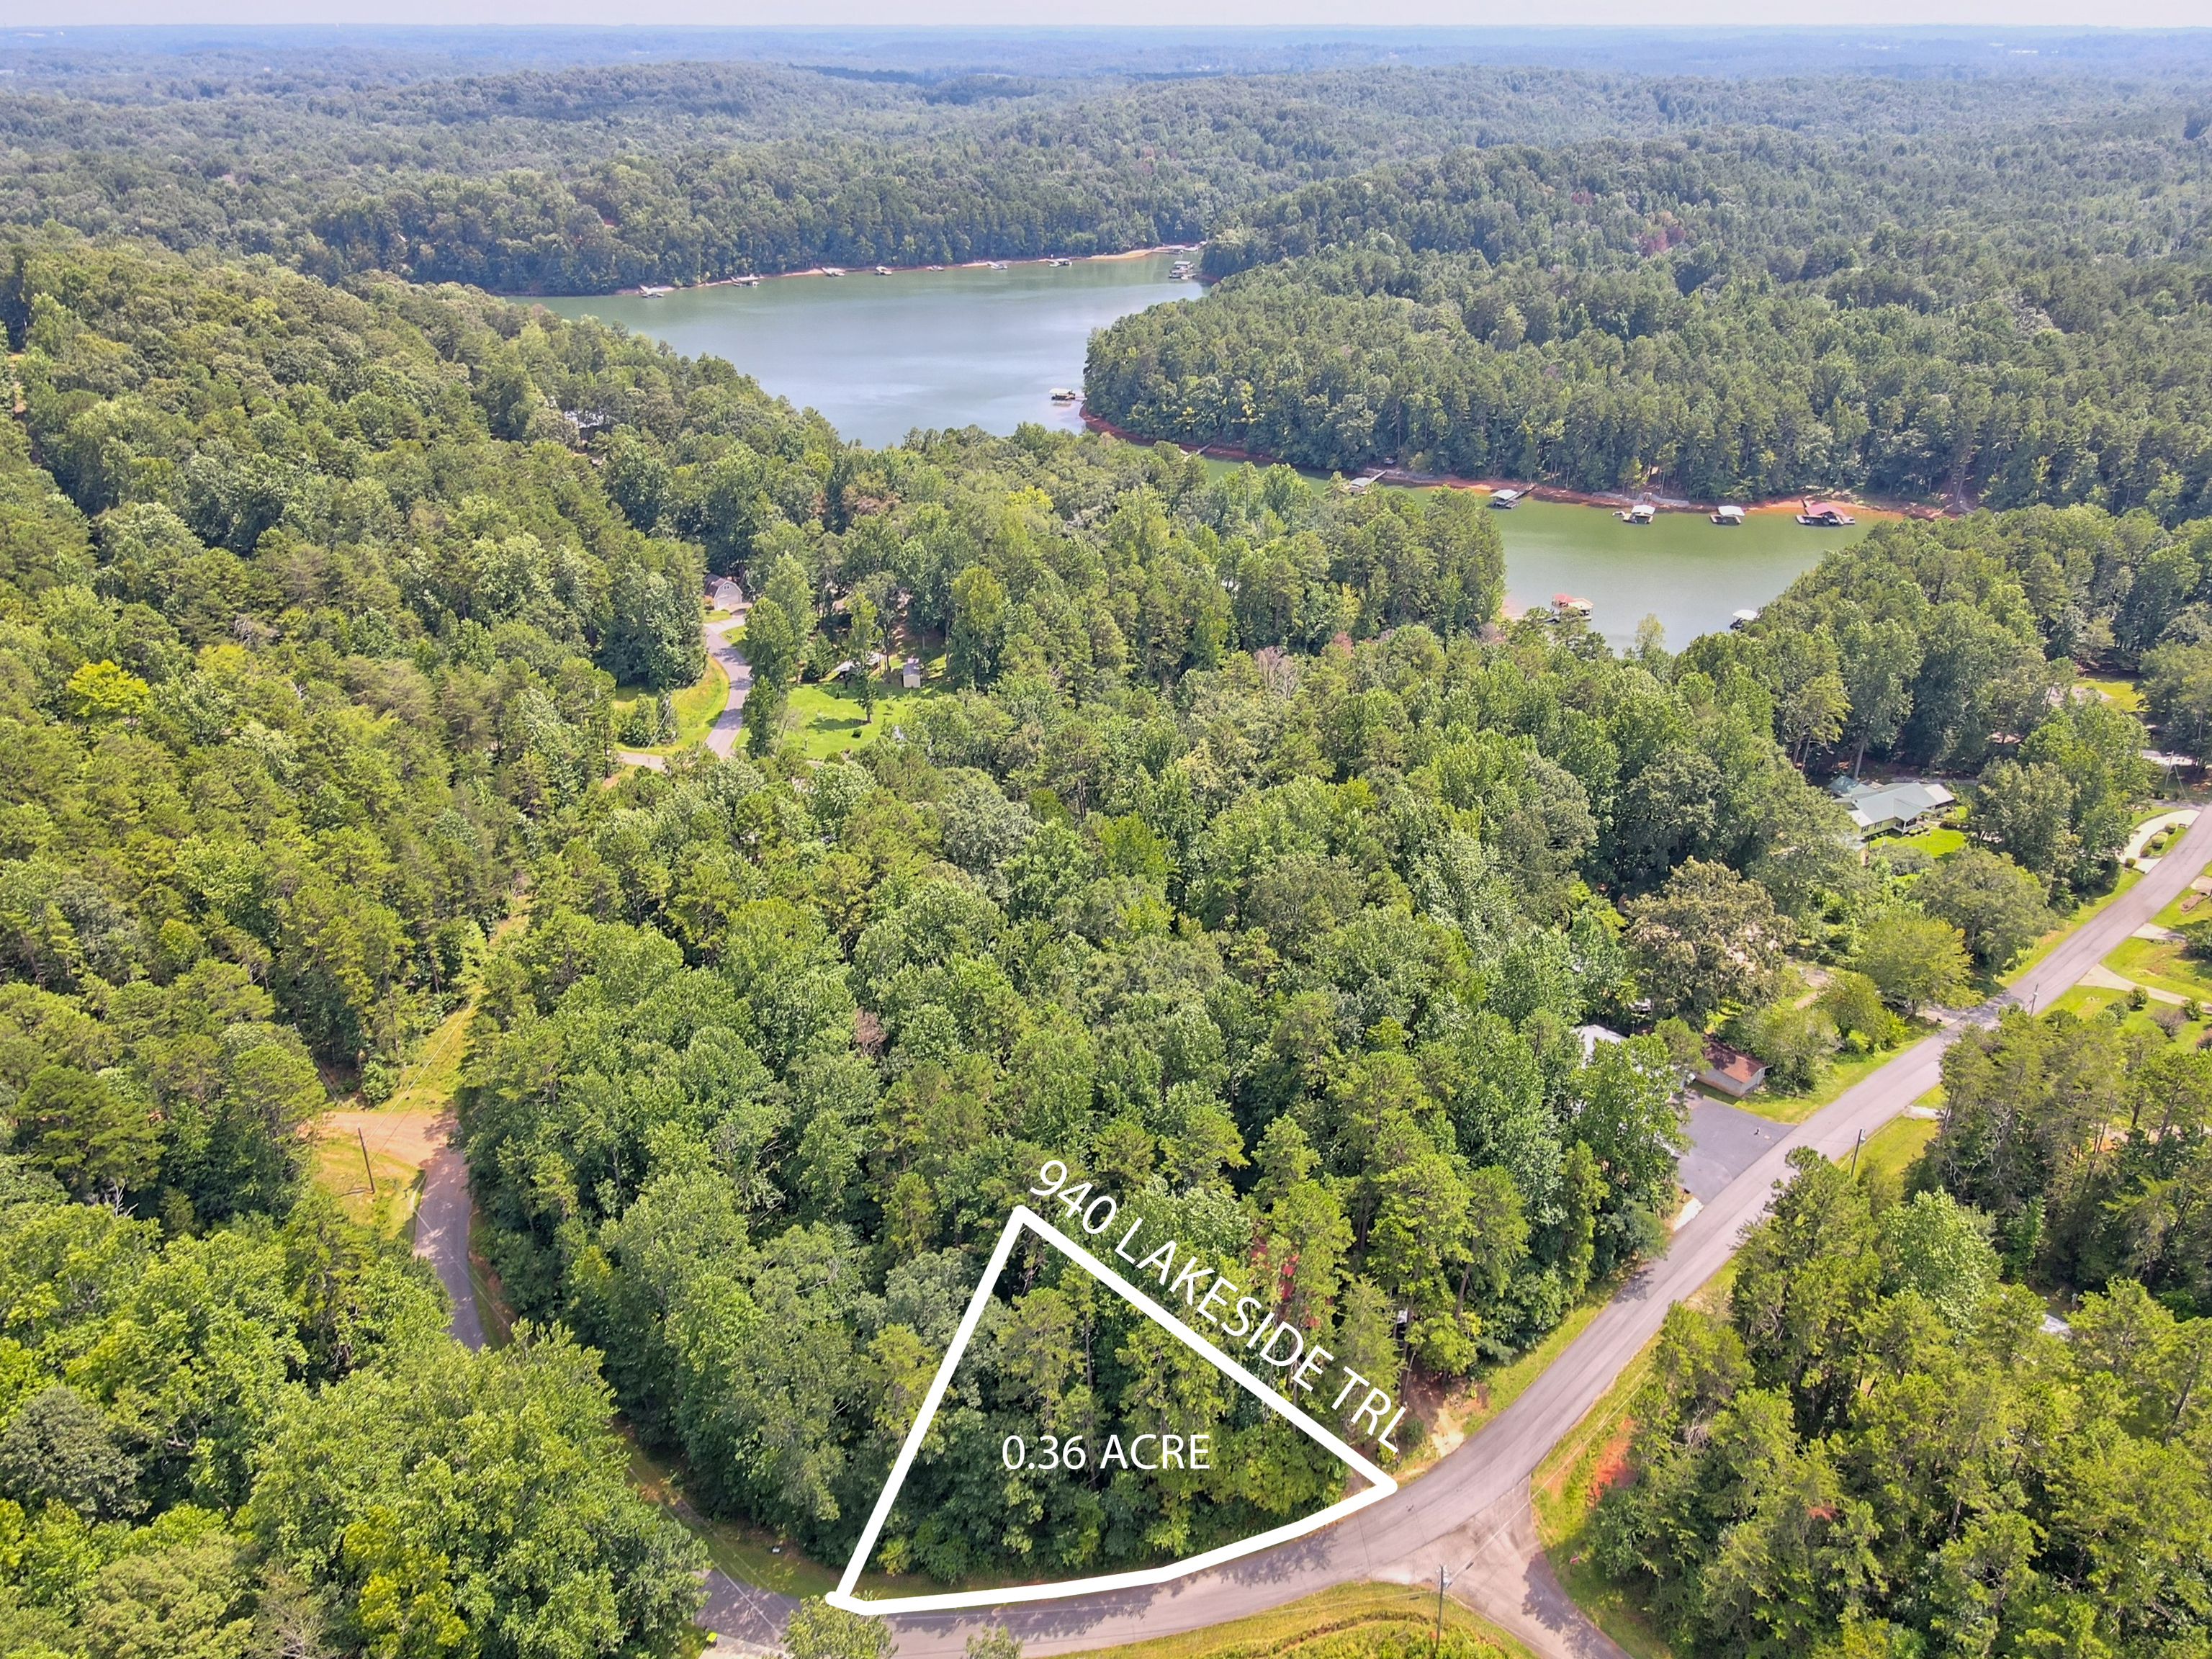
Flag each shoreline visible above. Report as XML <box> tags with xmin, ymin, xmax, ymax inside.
<box><xmin>536</xmin><ymin>244</ymin><xmax>1202</xmax><ymax>301</ymax></box>
<box><xmin>1079</xmin><ymin>412</ymin><xmax>1932</xmax><ymax>521</ymax></box>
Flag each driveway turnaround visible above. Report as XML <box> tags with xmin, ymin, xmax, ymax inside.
<box><xmin>1677</xmin><ymin>1097</ymin><xmax>1789</xmax><ymax>1201</ymax></box>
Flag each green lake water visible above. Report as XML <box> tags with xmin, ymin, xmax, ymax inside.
<box><xmin>542</xmin><ymin>258</ymin><xmax>1869</xmax><ymax>647</ymax></box>
<box><xmin>536</xmin><ymin>251</ymin><xmax>1196</xmax><ymax>449</ymax></box>
<box><xmin>1490</xmin><ymin>498</ymin><xmax>1870</xmax><ymax>648</ymax></box>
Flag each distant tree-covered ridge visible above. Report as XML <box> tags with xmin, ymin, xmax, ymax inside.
<box><xmin>0</xmin><ymin>56</ymin><xmax>2203</xmax><ymax>292</ymax></box>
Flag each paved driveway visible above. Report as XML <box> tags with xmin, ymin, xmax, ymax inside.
<box><xmin>1678</xmin><ymin>1096</ymin><xmax>1791</xmax><ymax>1200</ymax></box>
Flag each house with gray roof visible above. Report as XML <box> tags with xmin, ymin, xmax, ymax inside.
<box><xmin>1830</xmin><ymin>777</ymin><xmax>1956</xmax><ymax>837</ymax></box>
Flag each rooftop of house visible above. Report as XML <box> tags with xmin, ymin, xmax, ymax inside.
<box><xmin>1700</xmin><ymin>1039</ymin><xmax>1766</xmax><ymax>1087</ymax></box>
<box><xmin>1575</xmin><ymin>1023</ymin><xmax>1625</xmax><ymax>1060</ymax></box>
<box><xmin>1830</xmin><ymin>777</ymin><xmax>1956</xmax><ymax>832</ymax></box>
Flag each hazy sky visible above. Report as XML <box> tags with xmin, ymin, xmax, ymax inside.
<box><xmin>20</xmin><ymin>4</ymin><xmax>2212</xmax><ymax>25</ymax></box>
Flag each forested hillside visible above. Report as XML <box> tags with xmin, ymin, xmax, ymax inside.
<box><xmin>1</xmin><ymin>57</ymin><xmax>2203</xmax><ymax>292</ymax></box>
<box><xmin>3</xmin><ymin>18</ymin><xmax>2212</xmax><ymax>1658</ymax></box>
<box><xmin>0</xmin><ymin>234</ymin><xmax>838</xmax><ymax>1655</ymax></box>
<box><xmin>1</xmin><ymin>52</ymin><xmax>2211</xmax><ymax>1640</ymax></box>
<box><xmin>459</xmin><ymin>423</ymin><xmax>1757</xmax><ymax>1575</ymax></box>
<box><xmin>0</xmin><ymin>1164</ymin><xmax>703</xmax><ymax>1658</ymax></box>
<box><xmin>0</xmin><ymin>224</ymin><xmax>1867</xmax><ymax>1617</ymax></box>
<box><xmin>1593</xmin><ymin>1136</ymin><xmax>2211</xmax><ymax>1659</ymax></box>
<box><xmin>1085</xmin><ymin>130</ymin><xmax>2212</xmax><ymax>514</ymax></box>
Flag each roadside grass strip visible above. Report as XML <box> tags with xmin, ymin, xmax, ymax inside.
<box><xmin>1063</xmin><ymin>1581</ymin><xmax>1530</xmax><ymax>1659</ymax></box>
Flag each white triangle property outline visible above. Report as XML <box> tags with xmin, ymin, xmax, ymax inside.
<box><xmin>826</xmin><ymin>1203</ymin><xmax>1398</xmax><ymax>1615</ymax></box>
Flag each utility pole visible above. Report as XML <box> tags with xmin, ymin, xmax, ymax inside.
<box><xmin>358</xmin><ymin>1128</ymin><xmax>377</xmax><ymax>1198</ymax></box>
<box><xmin>1431</xmin><ymin>1560</ymin><xmax>1471</xmax><ymax>1659</ymax></box>
<box><xmin>1848</xmin><ymin>1128</ymin><xmax>1865</xmax><ymax>1176</ymax></box>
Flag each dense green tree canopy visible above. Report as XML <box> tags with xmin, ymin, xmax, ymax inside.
<box><xmin>1086</xmin><ymin>133</ymin><xmax>2212</xmax><ymax>518</ymax></box>
<box><xmin>0</xmin><ymin>1161</ymin><xmax>703</xmax><ymax>1658</ymax></box>
<box><xmin>0</xmin><ymin>78</ymin><xmax>2206</xmax><ymax>1629</ymax></box>
<box><xmin>2</xmin><ymin>55</ymin><xmax>2193</xmax><ymax>294</ymax></box>
<box><xmin>1596</xmin><ymin>1118</ymin><xmax>2212</xmax><ymax>1659</ymax></box>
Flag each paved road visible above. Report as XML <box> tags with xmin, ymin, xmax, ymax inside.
<box><xmin>440</xmin><ymin>809</ymin><xmax>2212</xmax><ymax>1658</ymax></box>
<box><xmin>618</xmin><ymin>610</ymin><xmax>752</xmax><ymax>770</ymax></box>
<box><xmin>415</xmin><ymin>1138</ymin><xmax>485</xmax><ymax>1353</ymax></box>
<box><xmin>703</xmin><ymin>613</ymin><xmax>753</xmax><ymax>758</ymax></box>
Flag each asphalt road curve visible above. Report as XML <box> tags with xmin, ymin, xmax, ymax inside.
<box><xmin>532</xmin><ymin>811</ymin><xmax>2212</xmax><ymax>1659</ymax></box>
<box><xmin>616</xmin><ymin>610</ymin><xmax>753</xmax><ymax>771</ymax></box>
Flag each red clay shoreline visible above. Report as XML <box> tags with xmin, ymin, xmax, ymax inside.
<box><xmin>587</xmin><ymin>244</ymin><xmax>1202</xmax><ymax>297</ymax></box>
<box><xmin>1079</xmin><ymin>410</ymin><xmax>1940</xmax><ymax>520</ymax></box>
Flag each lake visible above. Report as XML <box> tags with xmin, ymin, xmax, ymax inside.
<box><xmin>542</xmin><ymin>259</ymin><xmax>1871</xmax><ymax>646</ymax></box>
<box><xmin>1490</xmin><ymin>498</ymin><xmax>1870</xmax><ymax>649</ymax></box>
<box><xmin>536</xmin><ymin>252</ymin><xmax>1197</xmax><ymax>449</ymax></box>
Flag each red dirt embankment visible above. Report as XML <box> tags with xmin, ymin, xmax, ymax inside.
<box><xmin>608</xmin><ymin>245</ymin><xmax>1201</xmax><ymax>297</ymax></box>
<box><xmin>1079</xmin><ymin>412</ymin><xmax>1938</xmax><ymax>519</ymax></box>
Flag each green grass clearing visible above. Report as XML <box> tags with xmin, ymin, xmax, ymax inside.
<box><xmin>2049</xmin><ymin>983</ymin><xmax>2211</xmax><ymax>1046</ymax></box>
<box><xmin>2082</xmin><ymin>676</ymin><xmax>2144</xmax><ymax>712</ymax></box>
<box><xmin>614</xmin><ymin>655</ymin><xmax>730</xmax><ymax>754</ymax></box>
<box><xmin>384</xmin><ymin>998</ymin><xmax>476</xmax><ymax>1114</ymax></box>
<box><xmin>1065</xmin><ymin>1581</ymin><xmax>1531</xmax><ymax>1659</ymax></box>
<box><xmin>2151</xmin><ymin>883</ymin><xmax>2212</xmax><ymax>930</ymax></box>
<box><xmin>2103</xmin><ymin>935</ymin><xmax>2212</xmax><ymax>1002</ymax></box>
<box><xmin>1886</xmin><ymin>824</ymin><xmax>1966</xmax><ymax>858</ymax></box>
<box><xmin>310</xmin><ymin>1135</ymin><xmax>424</xmax><ymax>1236</ymax></box>
<box><xmin>1856</xmin><ymin>1110</ymin><xmax>1941</xmax><ymax>1184</ymax></box>
<box><xmin>379</xmin><ymin>904</ymin><xmax>523</xmax><ymax>1112</ymax></box>
<box><xmin>2049</xmin><ymin>985</ymin><xmax>2111</xmax><ymax>1020</ymax></box>
<box><xmin>784</xmin><ymin>675</ymin><xmax>948</xmax><ymax>758</ymax></box>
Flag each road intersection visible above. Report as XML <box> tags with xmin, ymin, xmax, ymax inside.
<box><xmin>422</xmin><ymin>808</ymin><xmax>2212</xmax><ymax>1659</ymax></box>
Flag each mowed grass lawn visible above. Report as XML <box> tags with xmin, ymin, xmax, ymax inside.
<box><xmin>786</xmin><ymin>675</ymin><xmax>946</xmax><ymax>758</ymax></box>
<box><xmin>2081</xmin><ymin>675</ymin><xmax>2145</xmax><ymax>712</ymax></box>
<box><xmin>2051</xmin><ymin>982</ymin><xmax>2212</xmax><ymax>1046</ymax></box>
<box><xmin>2104</xmin><ymin>934</ymin><xmax>2212</xmax><ymax>1001</ymax></box>
<box><xmin>1066</xmin><ymin>1582</ymin><xmax>1529</xmax><ymax>1659</ymax></box>
<box><xmin>2150</xmin><ymin>879</ymin><xmax>2212</xmax><ymax>932</ymax></box>
<box><xmin>1889</xmin><ymin>822</ymin><xmax>1966</xmax><ymax>858</ymax></box>
<box><xmin>613</xmin><ymin>652</ymin><xmax>729</xmax><ymax>752</ymax></box>
<box><xmin>2095</xmin><ymin>870</ymin><xmax>2212</xmax><ymax>999</ymax></box>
